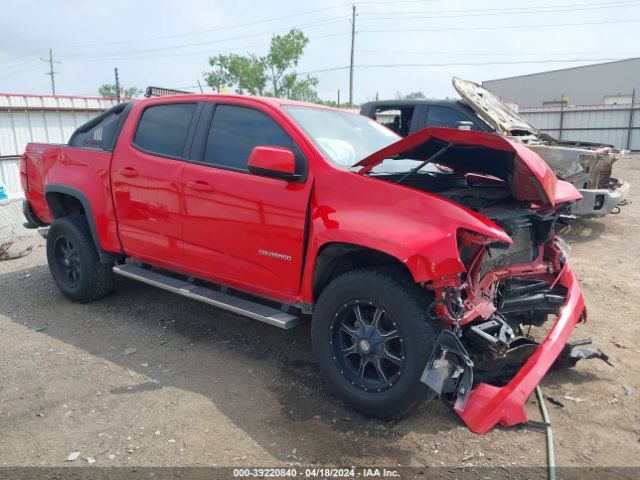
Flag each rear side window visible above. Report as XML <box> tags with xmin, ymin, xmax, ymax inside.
<box><xmin>373</xmin><ymin>106</ymin><xmax>414</xmax><ymax>137</ymax></box>
<box><xmin>203</xmin><ymin>105</ymin><xmax>294</xmax><ymax>171</ymax></box>
<box><xmin>133</xmin><ymin>103</ymin><xmax>196</xmax><ymax>158</ymax></box>
<box><xmin>69</xmin><ymin>103</ymin><xmax>130</xmax><ymax>150</ymax></box>
<box><xmin>427</xmin><ymin>106</ymin><xmax>482</xmax><ymax>130</ymax></box>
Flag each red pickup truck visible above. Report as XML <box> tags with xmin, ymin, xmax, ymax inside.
<box><xmin>21</xmin><ymin>94</ymin><xmax>589</xmax><ymax>433</ymax></box>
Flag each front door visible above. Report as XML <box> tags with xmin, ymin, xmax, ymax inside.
<box><xmin>181</xmin><ymin>102</ymin><xmax>312</xmax><ymax>298</ymax></box>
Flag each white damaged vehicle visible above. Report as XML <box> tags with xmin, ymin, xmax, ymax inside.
<box><xmin>361</xmin><ymin>77</ymin><xmax>629</xmax><ymax>217</ymax></box>
<box><xmin>452</xmin><ymin>77</ymin><xmax>629</xmax><ymax>217</ymax></box>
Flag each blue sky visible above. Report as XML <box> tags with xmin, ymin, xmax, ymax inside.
<box><xmin>1</xmin><ymin>0</ymin><xmax>639</xmax><ymax>103</ymax></box>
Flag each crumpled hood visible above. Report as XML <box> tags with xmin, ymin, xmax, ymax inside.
<box><xmin>452</xmin><ymin>77</ymin><xmax>539</xmax><ymax>136</ymax></box>
<box><xmin>353</xmin><ymin>127</ymin><xmax>580</xmax><ymax>207</ymax></box>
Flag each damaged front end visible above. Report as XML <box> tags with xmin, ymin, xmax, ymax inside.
<box><xmin>422</xmin><ymin>213</ymin><xmax>595</xmax><ymax>433</ymax></box>
<box><xmin>354</xmin><ymin>128</ymin><xmax>601</xmax><ymax>433</ymax></box>
<box><xmin>452</xmin><ymin>76</ymin><xmax>630</xmax><ymax>217</ymax></box>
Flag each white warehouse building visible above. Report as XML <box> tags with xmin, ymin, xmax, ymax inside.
<box><xmin>483</xmin><ymin>58</ymin><xmax>640</xmax><ymax>150</ymax></box>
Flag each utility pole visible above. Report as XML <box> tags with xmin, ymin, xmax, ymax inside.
<box><xmin>197</xmin><ymin>80</ymin><xmax>204</xmax><ymax>93</ymax></box>
<box><xmin>114</xmin><ymin>67</ymin><xmax>121</xmax><ymax>102</ymax></box>
<box><xmin>337</xmin><ymin>89</ymin><xmax>341</xmax><ymax>108</ymax></box>
<box><xmin>349</xmin><ymin>4</ymin><xmax>356</xmax><ymax>107</ymax></box>
<box><xmin>40</xmin><ymin>48</ymin><xmax>60</xmax><ymax>96</ymax></box>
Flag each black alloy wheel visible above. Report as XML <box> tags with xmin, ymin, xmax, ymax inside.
<box><xmin>312</xmin><ymin>269</ymin><xmax>441</xmax><ymax>419</ymax></box>
<box><xmin>53</xmin><ymin>235</ymin><xmax>81</xmax><ymax>290</ymax></box>
<box><xmin>330</xmin><ymin>300</ymin><xmax>405</xmax><ymax>393</ymax></box>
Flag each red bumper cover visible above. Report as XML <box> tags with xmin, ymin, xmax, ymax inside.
<box><xmin>455</xmin><ymin>263</ymin><xmax>585</xmax><ymax>434</ymax></box>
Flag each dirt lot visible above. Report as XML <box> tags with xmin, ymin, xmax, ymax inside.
<box><xmin>1</xmin><ymin>157</ymin><xmax>639</xmax><ymax>470</ymax></box>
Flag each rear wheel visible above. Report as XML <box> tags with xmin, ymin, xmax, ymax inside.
<box><xmin>312</xmin><ymin>269</ymin><xmax>441</xmax><ymax>418</ymax></box>
<box><xmin>47</xmin><ymin>216</ymin><xmax>114</xmax><ymax>303</ymax></box>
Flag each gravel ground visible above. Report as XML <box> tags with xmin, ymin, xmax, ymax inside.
<box><xmin>0</xmin><ymin>156</ymin><xmax>639</xmax><ymax>469</ymax></box>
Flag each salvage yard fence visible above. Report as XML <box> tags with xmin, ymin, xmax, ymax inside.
<box><xmin>519</xmin><ymin>103</ymin><xmax>640</xmax><ymax>151</ymax></box>
<box><xmin>0</xmin><ymin>93</ymin><xmax>119</xmax><ymax>197</ymax></box>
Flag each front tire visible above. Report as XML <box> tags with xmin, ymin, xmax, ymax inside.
<box><xmin>46</xmin><ymin>216</ymin><xmax>114</xmax><ymax>303</ymax></box>
<box><xmin>312</xmin><ymin>269</ymin><xmax>441</xmax><ymax>419</ymax></box>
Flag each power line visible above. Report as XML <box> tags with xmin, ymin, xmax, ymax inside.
<box><xmin>356</xmin><ymin>49</ymin><xmax>640</xmax><ymax>56</ymax></box>
<box><xmin>62</xmin><ymin>32</ymin><xmax>350</xmax><ymax>62</ymax></box>
<box><xmin>0</xmin><ymin>60</ymin><xmax>41</xmax><ymax>80</ymax></box>
<box><xmin>56</xmin><ymin>6</ymin><xmax>356</xmax><ymax>50</ymax></box>
<box><xmin>356</xmin><ymin>57</ymin><xmax>632</xmax><ymax>68</ymax></box>
<box><xmin>358</xmin><ymin>17</ymin><xmax>640</xmax><ymax>34</ymax></box>
<box><xmin>361</xmin><ymin>2</ymin><xmax>639</xmax><ymax>21</ymax></box>
<box><xmin>52</xmin><ymin>0</ymin><xmax>633</xmax><ymax>53</ymax></box>
<box><xmin>358</xmin><ymin>0</ymin><xmax>639</xmax><ymax>17</ymax></box>
<box><xmin>0</xmin><ymin>49</ymin><xmax>45</xmax><ymax>66</ymax></box>
<box><xmin>60</xmin><ymin>18</ymin><xmax>349</xmax><ymax>59</ymax></box>
<box><xmin>299</xmin><ymin>57</ymin><xmax>636</xmax><ymax>75</ymax></box>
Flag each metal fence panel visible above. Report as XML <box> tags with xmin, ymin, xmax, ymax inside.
<box><xmin>519</xmin><ymin>104</ymin><xmax>640</xmax><ymax>150</ymax></box>
<box><xmin>0</xmin><ymin>94</ymin><xmax>117</xmax><ymax>156</ymax></box>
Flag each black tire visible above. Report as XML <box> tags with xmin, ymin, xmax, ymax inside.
<box><xmin>46</xmin><ymin>215</ymin><xmax>114</xmax><ymax>303</ymax></box>
<box><xmin>312</xmin><ymin>269</ymin><xmax>441</xmax><ymax>419</ymax></box>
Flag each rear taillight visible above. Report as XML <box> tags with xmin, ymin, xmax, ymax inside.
<box><xmin>19</xmin><ymin>153</ymin><xmax>28</xmax><ymax>192</ymax></box>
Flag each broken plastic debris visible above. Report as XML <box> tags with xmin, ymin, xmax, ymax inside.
<box><xmin>67</xmin><ymin>452</ymin><xmax>80</xmax><ymax>461</ymax></box>
<box><xmin>564</xmin><ymin>395</ymin><xmax>586</xmax><ymax>403</ymax></box>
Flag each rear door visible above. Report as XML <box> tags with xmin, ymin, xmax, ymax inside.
<box><xmin>180</xmin><ymin>100</ymin><xmax>313</xmax><ymax>297</ymax></box>
<box><xmin>111</xmin><ymin>101</ymin><xmax>200</xmax><ymax>268</ymax></box>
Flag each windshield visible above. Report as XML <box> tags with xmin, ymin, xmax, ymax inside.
<box><xmin>284</xmin><ymin>106</ymin><xmax>400</xmax><ymax>168</ymax></box>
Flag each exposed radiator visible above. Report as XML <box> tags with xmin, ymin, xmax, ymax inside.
<box><xmin>480</xmin><ymin>225</ymin><xmax>536</xmax><ymax>278</ymax></box>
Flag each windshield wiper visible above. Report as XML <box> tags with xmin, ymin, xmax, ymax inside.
<box><xmin>394</xmin><ymin>142</ymin><xmax>454</xmax><ymax>184</ymax></box>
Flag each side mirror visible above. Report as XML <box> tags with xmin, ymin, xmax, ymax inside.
<box><xmin>248</xmin><ymin>146</ymin><xmax>299</xmax><ymax>181</ymax></box>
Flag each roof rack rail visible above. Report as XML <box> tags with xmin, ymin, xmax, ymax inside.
<box><xmin>144</xmin><ymin>86</ymin><xmax>192</xmax><ymax>98</ymax></box>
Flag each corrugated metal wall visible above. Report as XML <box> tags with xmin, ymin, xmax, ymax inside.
<box><xmin>0</xmin><ymin>94</ymin><xmax>118</xmax><ymax>156</ymax></box>
<box><xmin>519</xmin><ymin>104</ymin><xmax>639</xmax><ymax>150</ymax></box>
<box><xmin>0</xmin><ymin>156</ymin><xmax>21</xmax><ymax>198</ymax></box>
<box><xmin>0</xmin><ymin>94</ymin><xmax>117</xmax><ymax>196</ymax></box>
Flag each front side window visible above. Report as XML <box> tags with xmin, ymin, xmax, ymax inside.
<box><xmin>133</xmin><ymin>103</ymin><xmax>196</xmax><ymax>158</ymax></box>
<box><xmin>203</xmin><ymin>104</ymin><xmax>295</xmax><ymax>171</ymax></box>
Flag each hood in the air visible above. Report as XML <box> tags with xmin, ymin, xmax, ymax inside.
<box><xmin>352</xmin><ymin>127</ymin><xmax>575</xmax><ymax>207</ymax></box>
<box><xmin>452</xmin><ymin>77</ymin><xmax>539</xmax><ymax>136</ymax></box>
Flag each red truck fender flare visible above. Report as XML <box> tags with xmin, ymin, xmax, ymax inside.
<box><xmin>44</xmin><ymin>184</ymin><xmax>118</xmax><ymax>264</ymax></box>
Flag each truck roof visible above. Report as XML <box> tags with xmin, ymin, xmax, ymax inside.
<box><xmin>134</xmin><ymin>93</ymin><xmax>340</xmax><ymax>111</ymax></box>
<box><xmin>361</xmin><ymin>99</ymin><xmax>462</xmax><ymax>108</ymax></box>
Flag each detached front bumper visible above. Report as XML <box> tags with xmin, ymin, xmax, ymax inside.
<box><xmin>455</xmin><ymin>263</ymin><xmax>585</xmax><ymax>434</ymax></box>
<box><xmin>571</xmin><ymin>182</ymin><xmax>630</xmax><ymax>216</ymax></box>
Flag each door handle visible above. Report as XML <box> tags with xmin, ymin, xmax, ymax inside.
<box><xmin>186</xmin><ymin>180</ymin><xmax>214</xmax><ymax>192</ymax></box>
<box><xmin>117</xmin><ymin>167</ymin><xmax>138</xmax><ymax>177</ymax></box>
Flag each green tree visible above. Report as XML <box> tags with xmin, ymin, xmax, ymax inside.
<box><xmin>206</xmin><ymin>54</ymin><xmax>267</xmax><ymax>95</ymax></box>
<box><xmin>205</xmin><ymin>28</ymin><xmax>318</xmax><ymax>101</ymax></box>
<box><xmin>395</xmin><ymin>90</ymin><xmax>427</xmax><ymax>100</ymax></box>
<box><xmin>99</xmin><ymin>83</ymin><xmax>142</xmax><ymax>99</ymax></box>
<box><xmin>282</xmin><ymin>72</ymin><xmax>318</xmax><ymax>102</ymax></box>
